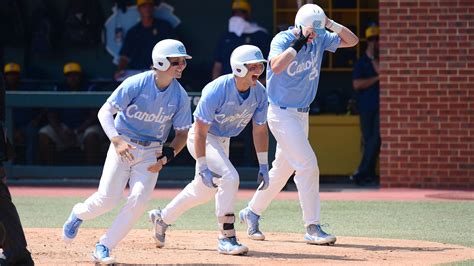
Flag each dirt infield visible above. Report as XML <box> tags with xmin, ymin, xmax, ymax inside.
<box><xmin>27</xmin><ymin>228</ymin><xmax>474</xmax><ymax>265</ymax></box>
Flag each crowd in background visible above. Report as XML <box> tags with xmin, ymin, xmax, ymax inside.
<box><xmin>1</xmin><ymin>0</ymin><xmax>273</xmax><ymax>166</ymax></box>
<box><xmin>1</xmin><ymin>0</ymin><xmax>378</xmax><ymax>183</ymax></box>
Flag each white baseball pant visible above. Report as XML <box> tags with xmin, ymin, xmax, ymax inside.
<box><xmin>248</xmin><ymin>104</ymin><xmax>321</xmax><ymax>226</ymax></box>
<box><xmin>161</xmin><ymin>127</ymin><xmax>239</xmax><ymax>224</ymax></box>
<box><xmin>72</xmin><ymin>138</ymin><xmax>162</xmax><ymax>249</ymax></box>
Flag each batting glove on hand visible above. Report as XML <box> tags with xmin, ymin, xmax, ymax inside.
<box><xmin>290</xmin><ymin>26</ymin><xmax>310</xmax><ymax>53</ymax></box>
<box><xmin>257</xmin><ymin>164</ymin><xmax>270</xmax><ymax>190</ymax></box>
<box><xmin>200</xmin><ymin>168</ymin><xmax>218</xmax><ymax>188</ymax></box>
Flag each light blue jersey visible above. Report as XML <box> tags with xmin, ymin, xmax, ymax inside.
<box><xmin>194</xmin><ymin>74</ymin><xmax>268</xmax><ymax>137</ymax></box>
<box><xmin>107</xmin><ymin>70</ymin><xmax>192</xmax><ymax>142</ymax></box>
<box><xmin>267</xmin><ymin>28</ymin><xmax>341</xmax><ymax>108</ymax></box>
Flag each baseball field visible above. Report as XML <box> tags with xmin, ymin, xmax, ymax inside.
<box><xmin>9</xmin><ymin>186</ymin><xmax>474</xmax><ymax>265</ymax></box>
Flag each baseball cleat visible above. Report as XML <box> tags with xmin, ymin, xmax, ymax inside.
<box><xmin>304</xmin><ymin>224</ymin><xmax>337</xmax><ymax>245</ymax></box>
<box><xmin>62</xmin><ymin>210</ymin><xmax>83</xmax><ymax>243</ymax></box>
<box><xmin>239</xmin><ymin>207</ymin><xmax>265</xmax><ymax>240</ymax></box>
<box><xmin>217</xmin><ymin>236</ymin><xmax>249</xmax><ymax>255</ymax></box>
<box><xmin>148</xmin><ymin>209</ymin><xmax>169</xmax><ymax>248</ymax></box>
<box><xmin>92</xmin><ymin>243</ymin><xmax>115</xmax><ymax>264</ymax></box>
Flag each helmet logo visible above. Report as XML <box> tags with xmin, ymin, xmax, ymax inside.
<box><xmin>254</xmin><ymin>51</ymin><xmax>263</xmax><ymax>59</ymax></box>
<box><xmin>178</xmin><ymin>45</ymin><xmax>186</xmax><ymax>54</ymax></box>
<box><xmin>313</xmin><ymin>20</ymin><xmax>322</xmax><ymax>29</ymax></box>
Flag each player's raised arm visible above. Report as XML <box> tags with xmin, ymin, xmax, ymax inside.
<box><xmin>270</xmin><ymin>27</ymin><xmax>310</xmax><ymax>74</ymax></box>
<box><xmin>325</xmin><ymin>17</ymin><xmax>359</xmax><ymax>48</ymax></box>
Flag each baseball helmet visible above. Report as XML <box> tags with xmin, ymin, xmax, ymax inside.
<box><xmin>232</xmin><ymin>0</ymin><xmax>251</xmax><ymax>13</ymax></box>
<box><xmin>152</xmin><ymin>39</ymin><xmax>192</xmax><ymax>71</ymax></box>
<box><xmin>63</xmin><ymin>62</ymin><xmax>82</xmax><ymax>74</ymax></box>
<box><xmin>136</xmin><ymin>0</ymin><xmax>154</xmax><ymax>7</ymax></box>
<box><xmin>230</xmin><ymin>45</ymin><xmax>267</xmax><ymax>77</ymax></box>
<box><xmin>4</xmin><ymin>63</ymin><xmax>20</xmax><ymax>74</ymax></box>
<box><xmin>294</xmin><ymin>4</ymin><xmax>327</xmax><ymax>35</ymax></box>
<box><xmin>365</xmin><ymin>24</ymin><xmax>380</xmax><ymax>39</ymax></box>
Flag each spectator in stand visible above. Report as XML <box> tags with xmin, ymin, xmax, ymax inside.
<box><xmin>212</xmin><ymin>0</ymin><xmax>271</xmax><ymax>166</ymax></box>
<box><xmin>212</xmin><ymin>0</ymin><xmax>271</xmax><ymax>82</ymax></box>
<box><xmin>115</xmin><ymin>0</ymin><xmax>177</xmax><ymax>81</ymax></box>
<box><xmin>3</xmin><ymin>63</ymin><xmax>46</xmax><ymax>164</ymax></box>
<box><xmin>38</xmin><ymin>62</ymin><xmax>104</xmax><ymax>165</ymax></box>
<box><xmin>350</xmin><ymin>23</ymin><xmax>381</xmax><ymax>186</ymax></box>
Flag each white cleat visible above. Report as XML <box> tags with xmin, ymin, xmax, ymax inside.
<box><xmin>217</xmin><ymin>237</ymin><xmax>249</xmax><ymax>255</ymax></box>
<box><xmin>304</xmin><ymin>224</ymin><xmax>337</xmax><ymax>245</ymax></box>
<box><xmin>62</xmin><ymin>210</ymin><xmax>82</xmax><ymax>244</ymax></box>
<box><xmin>148</xmin><ymin>209</ymin><xmax>169</xmax><ymax>248</ymax></box>
<box><xmin>92</xmin><ymin>243</ymin><xmax>115</xmax><ymax>264</ymax></box>
<box><xmin>239</xmin><ymin>207</ymin><xmax>265</xmax><ymax>241</ymax></box>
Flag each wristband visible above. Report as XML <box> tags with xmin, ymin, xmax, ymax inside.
<box><xmin>257</xmin><ymin>152</ymin><xmax>268</xmax><ymax>165</ymax></box>
<box><xmin>290</xmin><ymin>26</ymin><xmax>309</xmax><ymax>53</ymax></box>
<box><xmin>327</xmin><ymin>19</ymin><xmax>343</xmax><ymax>34</ymax></box>
<box><xmin>157</xmin><ymin>146</ymin><xmax>175</xmax><ymax>165</ymax></box>
<box><xmin>196</xmin><ymin>156</ymin><xmax>207</xmax><ymax>172</ymax></box>
<box><xmin>287</xmin><ymin>47</ymin><xmax>297</xmax><ymax>57</ymax></box>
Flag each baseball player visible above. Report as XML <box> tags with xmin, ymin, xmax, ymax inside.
<box><xmin>148</xmin><ymin>45</ymin><xmax>269</xmax><ymax>255</ymax></box>
<box><xmin>239</xmin><ymin>4</ymin><xmax>359</xmax><ymax>245</ymax></box>
<box><xmin>62</xmin><ymin>39</ymin><xmax>192</xmax><ymax>264</ymax></box>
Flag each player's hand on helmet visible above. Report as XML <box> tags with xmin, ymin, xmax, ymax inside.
<box><xmin>290</xmin><ymin>26</ymin><xmax>310</xmax><ymax>53</ymax></box>
<box><xmin>112</xmin><ymin>136</ymin><xmax>136</xmax><ymax>163</ymax></box>
<box><xmin>200</xmin><ymin>168</ymin><xmax>219</xmax><ymax>188</ymax></box>
<box><xmin>257</xmin><ymin>164</ymin><xmax>270</xmax><ymax>190</ymax></box>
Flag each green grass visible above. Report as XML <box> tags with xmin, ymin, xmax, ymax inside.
<box><xmin>13</xmin><ymin>197</ymin><xmax>474</xmax><ymax>247</ymax></box>
<box><xmin>438</xmin><ymin>260</ymin><xmax>474</xmax><ymax>266</ymax></box>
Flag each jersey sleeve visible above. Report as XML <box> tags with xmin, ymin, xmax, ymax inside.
<box><xmin>193</xmin><ymin>82</ymin><xmax>221</xmax><ymax>124</ymax></box>
<box><xmin>252</xmin><ymin>85</ymin><xmax>268</xmax><ymax>125</ymax></box>
<box><xmin>323</xmin><ymin>32</ymin><xmax>341</xmax><ymax>53</ymax></box>
<box><xmin>106</xmin><ymin>76</ymin><xmax>140</xmax><ymax>111</ymax></box>
<box><xmin>173</xmin><ymin>88</ymin><xmax>192</xmax><ymax>130</ymax></box>
<box><xmin>268</xmin><ymin>33</ymin><xmax>291</xmax><ymax>61</ymax></box>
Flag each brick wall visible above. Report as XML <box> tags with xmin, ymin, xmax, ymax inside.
<box><xmin>379</xmin><ymin>0</ymin><xmax>474</xmax><ymax>189</ymax></box>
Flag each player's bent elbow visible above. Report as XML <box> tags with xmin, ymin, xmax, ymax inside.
<box><xmin>270</xmin><ymin>64</ymin><xmax>285</xmax><ymax>75</ymax></box>
<box><xmin>269</xmin><ymin>59</ymin><xmax>286</xmax><ymax>74</ymax></box>
<box><xmin>341</xmin><ymin>36</ymin><xmax>359</xmax><ymax>48</ymax></box>
<box><xmin>351</xmin><ymin>37</ymin><xmax>359</xmax><ymax>47</ymax></box>
<box><xmin>349</xmin><ymin>35</ymin><xmax>360</xmax><ymax>47</ymax></box>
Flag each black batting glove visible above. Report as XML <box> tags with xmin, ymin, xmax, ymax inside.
<box><xmin>156</xmin><ymin>146</ymin><xmax>175</xmax><ymax>165</ymax></box>
<box><xmin>290</xmin><ymin>26</ymin><xmax>310</xmax><ymax>53</ymax></box>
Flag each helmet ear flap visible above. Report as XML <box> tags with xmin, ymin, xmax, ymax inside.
<box><xmin>154</xmin><ymin>56</ymin><xmax>170</xmax><ymax>71</ymax></box>
<box><xmin>232</xmin><ymin>61</ymin><xmax>247</xmax><ymax>77</ymax></box>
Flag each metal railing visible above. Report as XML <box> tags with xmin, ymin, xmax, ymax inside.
<box><xmin>4</xmin><ymin>91</ymin><xmax>254</xmax><ymax>186</ymax></box>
